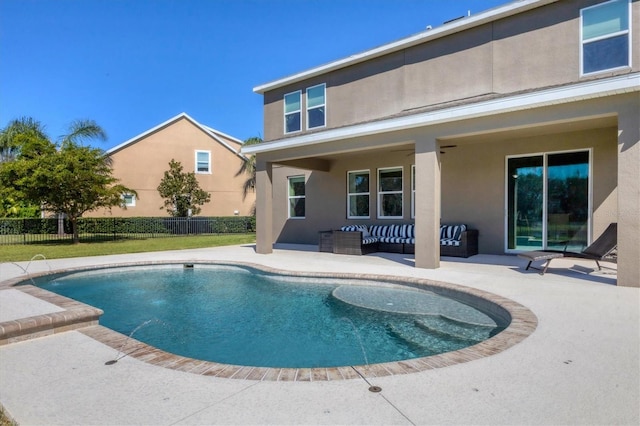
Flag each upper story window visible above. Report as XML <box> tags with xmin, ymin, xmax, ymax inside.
<box><xmin>347</xmin><ymin>170</ymin><xmax>370</xmax><ymax>219</ymax></box>
<box><xmin>306</xmin><ymin>83</ymin><xmax>326</xmax><ymax>129</ymax></box>
<box><xmin>195</xmin><ymin>150</ymin><xmax>211</xmax><ymax>174</ymax></box>
<box><xmin>378</xmin><ymin>167</ymin><xmax>403</xmax><ymax>219</ymax></box>
<box><xmin>581</xmin><ymin>0</ymin><xmax>630</xmax><ymax>75</ymax></box>
<box><xmin>284</xmin><ymin>91</ymin><xmax>302</xmax><ymax>133</ymax></box>
<box><xmin>288</xmin><ymin>175</ymin><xmax>306</xmax><ymax>218</ymax></box>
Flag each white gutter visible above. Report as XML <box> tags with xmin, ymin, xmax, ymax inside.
<box><xmin>243</xmin><ymin>74</ymin><xmax>640</xmax><ymax>155</ymax></box>
<box><xmin>253</xmin><ymin>0</ymin><xmax>557</xmax><ymax>94</ymax></box>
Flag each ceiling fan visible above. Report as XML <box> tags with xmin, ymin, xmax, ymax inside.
<box><xmin>439</xmin><ymin>144</ymin><xmax>457</xmax><ymax>154</ymax></box>
<box><xmin>390</xmin><ymin>144</ymin><xmax>458</xmax><ymax>155</ymax></box>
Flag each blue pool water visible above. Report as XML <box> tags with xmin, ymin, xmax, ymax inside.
<box><xmin>34</xmin><ymin>264</ymin><xmax>504</xmax><ymax>368</ymax></box>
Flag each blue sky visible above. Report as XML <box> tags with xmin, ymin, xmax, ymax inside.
<box><xmin>1</xmin><ymin>0</ymin><xmax>508</xmax><ymax>150</ymax></box>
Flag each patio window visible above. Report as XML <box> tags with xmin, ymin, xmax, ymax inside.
<box><xmin>347</xmin><ymin>170</ymin><xmax>370</xmax><ymax>219</ymax></box>
<box><xmin>284</xmin><ymin>91</ymin><xmax>301</xmax><ymax>133</ymax></box>
<box><xmin>581</xmin><ymin>0</ymin><xmax>630</xmax><ymax>75</ymax></box>
<box><xmin>378</xmin><ymin>167</ymin><xmax>403</xmax><ymax>219</ymax></box>
<box><xmin>122</xmin><ymin>193</ymin><xmax>136</xmax><ymax>207</ymax></box>
<box><xmin>306</xmin><ymin>83</ymin><xmax>325</xmax><ymax>129</ymax></box>
<box><xmin>195</xmin><ymin>150</ymin><xmax>211</xmax><ymax>174</ymax></box>
<box><xmin>288</xmin><ymin>175</ymin><xmax>306</xmax><ymax>218</ymax></box>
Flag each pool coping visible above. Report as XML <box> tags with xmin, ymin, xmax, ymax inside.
<box><xmin>0</xmin><ymin>284</ymin><xmax>103</xmax><ymax>345</ymax></box>
<box><xmin>0</xmin><ymin>260</ymin><xmax>538</xmax><ymax>381</ymax></box>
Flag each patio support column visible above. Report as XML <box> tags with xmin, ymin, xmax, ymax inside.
<box><xmin>414</xmin><ymin>136</ymin><xmax>441</xmax><ymax>269</ymax></box>
<box><xmin>255</xmin><ymin>158</ymin><xmax>273</xmax><ymax>254</ymax></box>
<box><xmin>616</xmin><ymin>102</ymin><xmax>640</xmax><ymax>287</ymax></box>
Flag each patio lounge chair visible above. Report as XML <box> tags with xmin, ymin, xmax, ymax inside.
<box><xmin>518</xmin><ymin>223</ymin><xmax>617</xmax><ymax>275</ymax></box>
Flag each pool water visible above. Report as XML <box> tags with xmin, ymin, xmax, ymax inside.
<box><xmin>35</xmin><ymin>264</ymin><xmax>504</xmax><ymax>368</ymax></box>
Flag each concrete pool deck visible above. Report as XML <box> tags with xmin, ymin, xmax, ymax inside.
<box><xmin>0</xmin><ymin>244</ymin><xmax>638</xmax><ymax>425</ymax></box>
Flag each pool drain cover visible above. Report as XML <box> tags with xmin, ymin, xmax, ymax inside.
<box><xmin>369</xmin><ymin>386</ymin><xmax>382</xmax><ymax>393</ymax></box>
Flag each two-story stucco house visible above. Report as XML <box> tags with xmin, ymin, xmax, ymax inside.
<box><xmin>245</xmin><ymin>0</ymin><xmax>639</xmax><ymax>287</ymax></box>
<box><xmin>88</xmin><ymin>113</ymin><xmax>255</xmax><ymax>218</ymax></box>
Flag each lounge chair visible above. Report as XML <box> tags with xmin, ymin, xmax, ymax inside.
<box><xmin>518</xmin><ymin>223</ymin><xmax>617</xmax><ymax>275</ymax></box>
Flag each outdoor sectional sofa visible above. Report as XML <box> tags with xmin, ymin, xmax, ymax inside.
<box><xmin>331</xmin><ymin>224</ymin><xmax>478</xmax><ymax>258</ymax></box>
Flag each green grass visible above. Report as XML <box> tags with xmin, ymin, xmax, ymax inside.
<box><xmin>0</xmin><ymin>234</ymin><xmax>256</xmax><ymax>262</ymax></box>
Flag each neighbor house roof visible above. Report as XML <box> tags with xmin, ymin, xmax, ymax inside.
<box><xmin>253</xmin><ymin>0</ymin><xmax>559</xmax><ymax>94</ymax></box>
<box><xmin>107</xmin><ymin>112</ymin><xmax>246</xmax><ymax>160</ymax></box>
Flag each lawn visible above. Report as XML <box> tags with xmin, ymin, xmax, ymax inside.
<box><xmin>0</xmin><ymin>234</ymin><xmax>256</xmax><ymax>262</ymax></box>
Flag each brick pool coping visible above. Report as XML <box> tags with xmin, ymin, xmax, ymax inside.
<box><xmin>0</xmin><ymin>260</ymin><xmax>538</xmax><ymax>381</ymax></box>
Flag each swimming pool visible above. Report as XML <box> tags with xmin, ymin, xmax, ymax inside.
<box><xmin>32</xmin><ymin>263</ymin><xmax>508</xmax><ymax>369</ymax></box>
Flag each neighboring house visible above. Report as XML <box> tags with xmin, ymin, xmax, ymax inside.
<box><xmin>89</xmin><ymin>113</ymin><xmax>255</xmax><ymax>217</ymax></box>
<box><xmin>244</xmin><ymin>0</ymin><xmax>639</xmax><ymax>287</ymax></box>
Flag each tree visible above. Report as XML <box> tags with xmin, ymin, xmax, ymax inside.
<box><xmin>235</xmin><ymin>136</ymin><xmax>261</xmax><ymax>215</ymax></box>
<box><xmin>0</xmin><ymin>118</ymin><xmax>137</xmax><ymax>242</ymax></box>
<box><xmin>157</xmin><ymin>159</ymin><xmax>211</xmax><ymax>217</ymax></box>
<box><xmin>0</xmin><ymin>117</ymin><xmax>49</xmax><ymax>217</ymax></box>
<box><xmin>0</xmin><ymin>117</ymin><xmax>48</xmax><ymax>163</ymax></box>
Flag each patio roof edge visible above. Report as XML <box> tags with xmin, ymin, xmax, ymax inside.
<box><xmin>242</xmin><ymin>74</ymin><xmax>640</xmax><ymax>155</ymax></box>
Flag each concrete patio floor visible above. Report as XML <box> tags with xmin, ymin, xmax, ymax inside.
<box><xmin>0</xmin><ymin>244</ymin><xmax>638</xmax><ymax>425</ymax></box>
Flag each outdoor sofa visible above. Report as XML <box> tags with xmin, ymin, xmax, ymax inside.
<box><xmin>331</xmin><ymin>224</ymin><xmax>478</xmax><ymax>258</ymax></box>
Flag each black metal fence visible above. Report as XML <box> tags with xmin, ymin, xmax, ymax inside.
<box><xmin>0</xmin><ymin>216</ymin><xmax>256</xmax><ymax>245</ymax></box>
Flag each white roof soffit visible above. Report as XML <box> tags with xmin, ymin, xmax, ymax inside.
<box><xmin>253</xmin><ymin>0</ymin><xmax>557</xmax><ymax>94</ymax></box>
<box><xmin>242</xmin><ymin>74</ymin><xmax>640</xmax><ymax>155</ymax></box>
<box><xmin>108</xmin><ymin>112</ymin><xmax>247</xmax><ymax>160</ymax></box>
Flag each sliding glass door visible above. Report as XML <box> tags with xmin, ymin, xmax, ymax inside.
<box><xmin>507</xmin><ymin>150</ymin><xmax>590</xmax><ymax>252</ymax></box>
<box><xmin>508</xmin><ymin>156</ymin><xmax>544</xmax><ymax>250</ymax></box>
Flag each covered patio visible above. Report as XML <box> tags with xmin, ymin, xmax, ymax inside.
<box><xmin>246</xmin><ymin>78</ymin><xmax>639</xmax><ymax>287</ymax></box>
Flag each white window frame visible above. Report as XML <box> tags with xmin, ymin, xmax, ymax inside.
<box><xmin>580</xmin><ymin>0</ymin><xmax>631</xmax><ymax>76</ymax></box>
<box><xmin>306</xmin><ymin>83</ymin><xmax>326</xmax><ymax>130</ymax></box>
<box><xmin>377</xmin><ymin>166</ymin><xmax>403</xmax><ymax>220</ymax></box>
<box><xmin>347</xmin><ymin>169</ymin><xmax>370</xmax><ymax>219</ymax></box>
<box><xmin>411</xmin><ymin>165</ymin><xmax>416</xmax><ymax>219</ymax></box>
<box><xmin>195</xmin><ymin>150</ymin><xmax>211</xmax><ymax>174</ymax></box>
<box><xmin>122</xmin><ymin>193</ymin><xmax>136</xmax><ymax>207</ymax></box>
<box><xmin>284</xmin><ymin>90</ymin><xmax>302</xmax><ymax>134</ymax></box>
<box><xmin>287</xmin><ymin>175</ymin><xmax>306</xmax><ymax>219</ymax></box>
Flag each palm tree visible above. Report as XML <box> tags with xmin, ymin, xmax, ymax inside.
<box><xmin>0</xmin><ymin>117</ymin><xmax>48</xmax><ymax>163</ymax></box>
<box><xmin>236</xmin><ymin>137</ymin><xmax>262</xmax><ymax>215</ymax></box>
<box><xmin>60</xmin><ymin>119</ymin><xmax>108</xmax><ymax>146</ymax></box>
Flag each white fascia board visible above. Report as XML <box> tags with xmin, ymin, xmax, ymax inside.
<box><xmin>203</xmin><ymin>125</ymin><xmax>243</xmax><ymax>145</ymax></box>
<box><xmin>108</xmin><ymin>113</ymin><xmax>247</xmax><ymax>161</ymax></box>
<box><xmin>253</xmin><ymin>0</ymin><xmax>557</xmax><ymax>94</ymax></box>
<box><xmin>243</xmin><ymin>74</ymin><xmax>640</xmax><ymax>155</ymax></box>
<box><xmin>201</xmin><ymin>127</ymin><xmax>248</xmax><ymax>160</ymax></box>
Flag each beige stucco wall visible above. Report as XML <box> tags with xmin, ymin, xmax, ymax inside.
<box><xmin>440</xmin><ymin>127</ymin><xmax>618</xmax><ymax>254</ymax></box>
<box><xmin>272</xmin><ymin>149</ymin><xmax>419</xmax><ymax>245</ymax></box>
<box><xmin>268</xmin><ymin>125</ymin><xmax>618</xmax><ymax>254</ymax></box>
<box><xmin>88</xmin><ymin>117</ymin><xmax>255</xmax><ymax>218</ymax></box>
<box><xmin>262</xmin><ymin>0</ymin><xmax>639</xmax><ymax>141</ymax></box>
